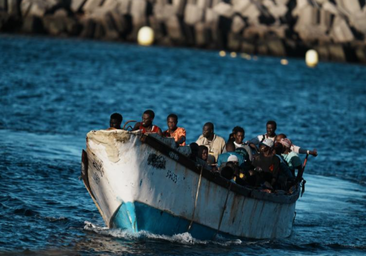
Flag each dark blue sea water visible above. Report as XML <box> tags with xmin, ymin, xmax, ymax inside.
<box><xmin>1</xmin><ymin>34</ymin><xmax>366</xmax><ymax>255</ymax></box>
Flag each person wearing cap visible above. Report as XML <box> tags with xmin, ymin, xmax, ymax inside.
<box><xmin>107</xmin><ymin>113</ymin><xmax>123</xmax><ymax>130</ymax></box>
<box><xmin>279</xmin><ymin>138</ymin><xmax>302</xmax><ymax>176</ymax></box>
<box><xmin>251</xmin><ymin>138</ymin><xmax>281</xmax><ymax>190</ymax></box>
<box><xmin>196</xmin><ymin>122</ymin><xmax>226</xmax><ymax>163</ymax></box>
<box><xmin>217</xmin><ymin>141</ymin><xmax>244</xmax><ymax>168</ymax></box>
<box><xmin>248</xmin><ymin>121</ymin><xmax>318</xmax><ymax>157</ymax></box>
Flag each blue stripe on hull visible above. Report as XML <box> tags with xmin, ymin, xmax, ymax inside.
<box><xmin>111</xmin><ymin>202</ymin><xmax>231</xmax><ymax>240</ymax></box>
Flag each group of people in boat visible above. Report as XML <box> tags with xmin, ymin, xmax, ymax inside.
<box><xmin>107</xmin><ymin>110</ymin><xmax>317</xmax><ymax>193</ymax></box>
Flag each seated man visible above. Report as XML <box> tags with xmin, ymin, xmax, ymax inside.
<box><xmin>133</xmin><ymin>110</ymin><xmax>162</xmax><ymax>135</ymax></box>
<box><xmin>162</xmin><ymin>114</ymin><xmax>186</xmax><ymax>146</ymax></box>
<box><xmin>251</xmin><ymin>138</ymin><xmax>281</xmax><ymax>189</ymax></box>
<box><xmin>279</xmin><ymin>138</ymin><xmax>302</xmax><ymax>176</ymax></box>
<box><xmin>248</xmin><ymin>121</ymin><xmax>318</xmax><ymax>157</ymax></box>
<box><xmin>107</xmin><ymin>113</ymin><xmax>123</xmax><ymax>130</ymax></box>
<box><xmin>196</xmin><ymin>122</ymin><xmax>226</xmax><ymax>164</ymax></box>
<box><xmin>231</xmin><ymin>126</ymin><xmax>253</xmax><ymax>162</ymax></box>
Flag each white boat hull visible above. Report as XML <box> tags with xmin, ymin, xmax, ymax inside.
<box><xmin>82</xmin><ymin>130</ymin><xmax>299</xmax><ymax>239</ymax></box>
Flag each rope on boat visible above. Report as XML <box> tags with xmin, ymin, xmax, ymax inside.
<box><xmin>214</xmin><ymin>182</ymin><xmax>233</xmax><ymax>239</ymax></box>
<box><xmin>187</xmin><ymin>165</ymin><xmax>204</xmax><ymax>231</ymax></box>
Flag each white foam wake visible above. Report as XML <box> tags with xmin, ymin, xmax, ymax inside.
<box><xmin>83</xmin><ymin>221</ymin><xmax>242</xmax><ymax>246</ymax></box>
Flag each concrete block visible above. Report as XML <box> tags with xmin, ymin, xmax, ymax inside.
<box><xmin>268</xmin><ymin>4</ymin><xmax>288</xmax><ymax>19</ymax></box>
<box><xmin>355</xmin><ymin>46</ymin><xmax>366</xmax><ymax>63</ymax></box>
<box><xmin>275</xmin><ymin>0</ymin><xmax>290</xmax><ymax>5</ymax></box>
<box><xmin>292</xmin><ymin>0</ymin><xmax>310</xmax><ymax>17</ymax></box>
<box><xmin>165</xmin><ymin>15</ymin><xmax>184</xmax><ymax>41</ymax></box>
<box><xmin>79</xmin><ymin>18</ymin><xmax>96</xmax><ymax>38</ymax></box>
<box><xmin>102</xmin><ymin>0</ymin><xmax>118</xmax><ymax>11</ymax></box>
<box><xmin>227</xmin><ymin>32</ymin><xmax>241</xmax><ymax>51</ymax></box>
<box><xmin>232</xmin><ymin>0</ymin><xmax>251</xmax><ymax>16</ymax></box>
<box><xmin>322</xmin><ymin>2</ymin><xmax>339</xmax><ymax>15</ymax></box>
<box><xmin>154</xmin><ymin>4</ymin><xmax>177</xmax><ymax>21</ymax></box>
<box><xmin>22</xmin><ymin>15</ymin><xmax>43</xmax><ymax>33</ymax></box>
<box><xmin>231</xmin><ymin>15</ymin><xmax>245</xmax><ymax>34</ymax></box>
<box><xmin>130</xmin><ymin>0</ymin><xmax>146</xmax><ymax>16</ymax></box>
<box><xmin>184</xmin><ymin>4</ymin><xmax>203</xmax><ymax>25</ymax></box>
<box><xmin>197</xmin><ymin>0</ymin><xmax>210</xmax><ymax>9</ymax></box>
<box><xmin>315</xmin><ymin>45</ymin><xmax>330</xmax><ymax>61</ymax></box>
<box><xmin>110</xmin><ymin>11</ymin><xmax>131</xmax><ymax>35</ymax></box>
<box><xmin>335</xmin><ymin>0</ymin><xmax>361</xmax><ymax>14</ymax></box>
<box><xmin>195</xmin><ymin>22</ymin><xmax>210</xmax><ymax>46</ymax></box>
<box><xmin>70</xmin><ymin>0</ymin><xmax>87</xmax><ymax>13</ymax></box>
<box><xmin>267</xmin><ymin>39</ymin><xmax>286</xmax><ymax>56</ymax></box>
<box><xmin>204</xmin><ymin>8</ymin><xmax>218</xmax><ymax>29</ymax></box>
<box><xmin>100</xmin><ymin>12</ymin><xmax>120</xmax><ymax>39</ymax></box>
<box><xmin>257</xmin><ymin>43</ymin><xmax>268</xmax><ymax>55</ymax></box>
<box><xmin>116</xmin><ymin>0</ymin><xmax>130</xmax><ymax>15</ymax></box>
<box><xmin>244</xmin><ymin>4</ymin><xmax>261</xmax><ymax>25</ymax></box>
<box><xmin>213</xmin><ymin>2</ymin><xmax>234</xmax><ymax>19</ymax></box>
<box><xmin>243</xmin><ymin>24</ymin><xmax>268</xmax><ymax>39</ymax></box>
<box><xmin>328</xmin><ymin>45</ymin><xmax>346</xmax><ymax>62</ymax></box>
<box><xmin>349</xmin><ymin>10</ymin><xmax>366</xmax><ymax>35</ymax></box>
<box><xmin>43</xmin><ymin>16</ymin><xmax>67</xmax><ymax>35</ymax></box>
<box><xmin>319</xmin><ymin>9</ymin><xmax>332</xmax><ymax>32</ymax></box>
<box><xmin>93</xmin><ymin>21</ymin><xmax>105</xmax><ymax>38</ymax></box>
<box><xmin>172</xmin><ymin>0</ymin><xmax>186</xmax><ymax>16</ymax></box>
<box><xmin>21</xmin><ymin>0</ymin><xmax>59</xmax><ymax>18</ymax></box>
<box><xmin>83</xmin><ymin>0</ymin><xmax>104</xmax><ymax>14</ymax></box>
<box><xmin>268</xmin><ymin>25</ymin><xmax>288</xmax><ymax>39</ymax></box>
<box><xmin>241</xmin><ymin>41</ymin><xmax>255</xmax><ymax>54</ymax></box>
<box><xmin>8</xmin><ymin>0</ymin><xmax>21</xmax><ymax>16</ymax></box>
<box><xmin>330</xmin><ymin>16</ymin><xmax>354</xmax><ymax>43</ymax></box>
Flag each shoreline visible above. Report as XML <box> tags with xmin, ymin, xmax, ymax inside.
<box><xmin>1</xmin><ymin>0</ymin><xmax>366</xmax><ymax>64</ymax></box>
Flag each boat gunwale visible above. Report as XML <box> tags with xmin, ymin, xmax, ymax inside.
<box><xmin>142</xmin><ymin>133</ymin><xmax>300</xmax><ymax>205</ymax></box>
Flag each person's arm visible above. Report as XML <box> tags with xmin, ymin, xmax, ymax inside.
<box><xmin>132</xmin><ymin>122</ymin><xmax>141</xmax><ymax>131</ymax></box>
<box><xmin>157</xmin><ymin>128</ymin><xmax>163</xmax><ymax>136</ymax></box>
<box><xmin>177</xmin><ymin>128</ymin><xmax>186</xmax><ymax>145</ymax></box>
<box><xmin>291</xmin><ymin>144</ymin><xmax>317</xmax><ymax>156</ymax></box>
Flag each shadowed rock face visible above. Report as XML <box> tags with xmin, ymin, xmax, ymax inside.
<box><xmin>1</xmin><ymin>0</ymin><xmax>366</xmax><ymax>63</ymax></box>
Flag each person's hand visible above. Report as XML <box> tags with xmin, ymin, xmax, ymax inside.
<box><xmin>310</xmin><ymin>149</ymin><xmax>318</xmax><ymax>157</ymax></box>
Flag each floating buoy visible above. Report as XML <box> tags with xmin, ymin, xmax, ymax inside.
<box><xmin>219</xmin><ymin>51</ymin><xmax>226</xmax><ymax>57</ymax></box>
<box><xmin>240</xmin><ymin>53</ymin><xmax>251</xmax><ymax>60</ymax></box>
<box><xmin>230</xmin><ymin>52</ymin><xmax>237</xmax><ymax>58</ymax></box>
<box><xmin>281</xmin><ymin>59</ymin><xmax>288</xmax><ymax>65</ymax></box>
<box><xmin>305</xmin><ymin>49</ymin><xmax>318</xmax><ymax>68</ymax></box>
<box><xmin>137</xmin><ymin>26</ymin><xmax>154</xmax><ymax>46</ymax></box>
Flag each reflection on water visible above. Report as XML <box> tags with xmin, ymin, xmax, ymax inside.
<box><xmin>0</xmin><ymin>35</ymin><xmax>366</xmax><ymax>255</ymax></box>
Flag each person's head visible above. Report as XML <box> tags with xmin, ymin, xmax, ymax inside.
<box><xmin>266</xmin><ymin>120</ymin><xmax>277</xmax><ymax>137</ymax></box>
<box><xmin>198</xmin><ymin>145</ymin><xmax>208</xmax><ymax>161</ymax></box>
<box><xmin>260</xmin><ymin>138</ymin><xmax>274</xmax><ymax>155</ymax></box>
<box><xmin>232</xmin><ymin>126</ymin><xmax>245</xmax><ymax>144</ymax></box>
<box><xmin>279</xmin><ymin>138</ymin><xmax>292</xmax><ymax>149</ymax></box>
<box><xmin>142</xmin><ymin>110</ymin><xmax>155</xmax><ymax>127</ymax></box>
<box><xmin>167</xmin><ymin>114</ymin><xmax>178</xmax><ymax>131</ymax></box>
<box><xmin>110</xmin><ymin>113</ymin><xmax>123</xmax><ymax>129</ymax></box>
<box><xmin>276</xmin><ymin>133</ymin><xmax>286</xmax><ymax>142</ymax></box>
<box><xmin>227</xmin><ymin>154</ymin><xmax>239</xmax><ymax>165</ymax></box>
<box><xmin>202</xmin><ymin>122</ymin><xmax>214</xmax><ymax>139</ymax></box>
<box><xmin>226</xmin><ymin>140</ymin><xmax>235</xmax><ymax>152</ymax></box>
<box><xmin>221</xmin><ymin>166</ymin><xmax>234</xmax><ymax>180</ymax></box>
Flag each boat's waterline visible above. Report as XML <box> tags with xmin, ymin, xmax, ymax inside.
<box><xmin>82</xmin><ymin>130</ymin><xmax>299</xmax><ymax>240</ymax></box>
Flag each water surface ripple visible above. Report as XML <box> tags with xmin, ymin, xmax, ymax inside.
<box><xmin>1</xmin><ymin>35</ymin><xmax>365</xmax><ymax>255</ymax></box>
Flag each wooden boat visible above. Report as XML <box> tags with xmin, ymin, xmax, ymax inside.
<box><xmin>81</xmin><ymin>130</ymin><xmax>300</xmax><ymax>240</ymax></box>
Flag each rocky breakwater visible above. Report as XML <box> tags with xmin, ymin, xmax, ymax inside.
<box><xmin>0</xmin><ymin>0</ymin><xmax>366</xmax><ymax>63</ymax></box>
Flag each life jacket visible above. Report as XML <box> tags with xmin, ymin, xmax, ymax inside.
<box><xmin>139</xmin><ymin>124</ymin><xmax>160</xmax><ymax>134</ymax></box>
